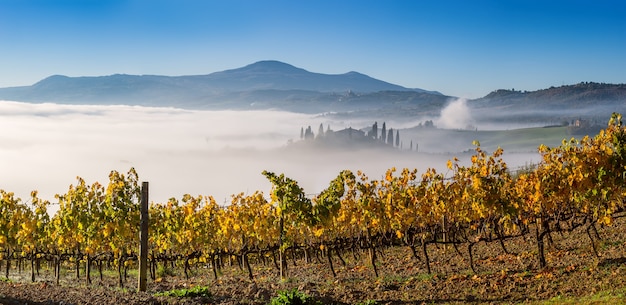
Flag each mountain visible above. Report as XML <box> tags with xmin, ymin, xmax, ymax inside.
<box><xmin>473</xmin><ymin>82</ymin><xmax>626</xmax><ymax>107</ymax></box>
<box><xmin>468</xmin><ymin>82</ymin><xmax>626</xmax><ymax>124</ymax></box>
<box><xmin>1</xmin><ymin>62</ymin><xmax>624</xmax><ymax>123</ymax></box>
<box><xmin>197</xmin><ymin>60</ymin><xmax>432</xmax><ymax>93</ymax></box>
<box><xmin>0</xmin><ymin>60</ymin><xmax>442</xmax><ymax>113</ymax></box>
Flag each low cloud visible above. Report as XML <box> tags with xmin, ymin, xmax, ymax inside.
<box><xmin>0</xmin><ymin>101</ymin><xmax>439</xmax><ymax>205</ymax></box>
<box><xmin>0</xmin><ymin>101</ymin><xmax>323</xmax><ymax>205</ymax></box>
<box><xmin>0</xmin><ymin>101</ymin><xmax>539</xmax><ymax>211</ymax></box>
<box><xmin>436</xmin><ymin>98</ymin><xmax>473</xmax><ymax>129</ymax></box>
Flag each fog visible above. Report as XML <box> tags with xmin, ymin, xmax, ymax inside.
<box><xmin>0</xmin><ymin>101</ymin><xmax>541</xmax><ymax>211</ymax></box>
<box><xmin>436</xmin><ymin>98</ymin><xmax>473</xmax><ymax>129</ymax></box>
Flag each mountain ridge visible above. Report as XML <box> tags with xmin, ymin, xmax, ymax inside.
<box><xmin>0</xmin><ymin>61</ymin><xmax>624</xmax><ymax>122</ymax></box>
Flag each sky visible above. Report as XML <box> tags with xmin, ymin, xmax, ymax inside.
<box><xmin>0</xmin><ymin>0</ymin><xmax>624</xmax><ymax>98</ymax></box>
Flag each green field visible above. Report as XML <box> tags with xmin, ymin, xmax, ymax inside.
<box><xmin>403</xmin><ymin>126</ymin><xmax>599</xmax><ymax>154</ymax></box>
<box><xmin>474</xmin><ymin>126</ymin><xmax>572</xmax><ymax>151</ymax></box>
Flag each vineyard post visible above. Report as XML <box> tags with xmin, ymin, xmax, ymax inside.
<box><xmin>442</xmin><ymin>215</ymin><xmax>447</xmax><ymax>251</ymax></box>
<box><xmin>137</xmin><ymin>181</ymin><xmax>149</xmax><ymax>292</ymax></box>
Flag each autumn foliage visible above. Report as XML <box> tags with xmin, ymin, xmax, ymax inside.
<box><xmin>1</xmin><ymin>113</ymin><xmax>625</xmax><ymax>284</ymax></box>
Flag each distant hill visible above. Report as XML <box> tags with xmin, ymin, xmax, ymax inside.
<box><xmin>197</xmin><ymin>60</ymin><xmax>435</xmax><ymax>93</ymax></box>
<box><xmin>473</xmin><ymin>82</ymin><xmax>626</xmax><ymax>108</ymax></box>
<box><xmin>468</xmin><ymin>82</ymin><xmax>626</xmax><ymax>125</ymax></box>
<box><xmin>0</xmin><ymin>60</ymin><xmax>442</xmax><ymax>113</ymax></box>
<box><xmin>0</xmin><ymin>62</ymin><xmax>624</xmax><ymax>123</ymax></box>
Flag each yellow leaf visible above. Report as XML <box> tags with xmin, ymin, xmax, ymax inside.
<box><xmin>601</xmin><ymin>215</ymin><xmax>613</xmax><ymax>226</ymax></box>
<box><xmin>395</xmin><ymin>230</ymin><xmax>404</xmax><ymax>239</ymax></box>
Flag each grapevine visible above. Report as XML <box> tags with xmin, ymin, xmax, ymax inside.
<box><xmin>0</xmin><ymin>114</ymin><xmax>625</xmax><ymax>286</ymax></box>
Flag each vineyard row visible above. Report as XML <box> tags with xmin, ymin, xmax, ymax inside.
<box><xmin>1</xmin><ymin>113</ymin><xmax>625</xmax><ymax>286</ymax></box>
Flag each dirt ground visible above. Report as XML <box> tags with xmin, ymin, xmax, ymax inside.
<box><xmin>1</xmin><ymin>217</ymin><xmax>626</xmax><ymax>305</ymax></box>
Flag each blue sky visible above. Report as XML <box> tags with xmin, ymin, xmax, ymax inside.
<box><xmin>1</xmin><ymin>0</ymin><xmax>624</xmax><ymax>98</ymax></box>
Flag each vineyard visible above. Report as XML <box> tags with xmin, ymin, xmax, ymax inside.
<box><xmin>1</xmin><ymin>113</ymin><xmax>626</xmax><ymax>304</ymax></box>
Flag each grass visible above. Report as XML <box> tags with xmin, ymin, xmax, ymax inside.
<box><xmin>534</xmin><ymin>288</ymin><xmax>626</xmax><ymax>304</ymax></box>
<box><xmin>268</xmin><ymin>289</ymin><xmax>319</xmax><ymax>305</ymax></box>
<box><xmin>355</xmin><ymin>300</ymin><xmax>379</xmax><ymax>305</ymax></box>
<box><xmin>473</xmin><ymin>126</ymin><xmax>570</xmax><ymax>152</ymax></box>
<box><xmin>156</xmin><ymin>264</ymin><xmax>176</xmax><ymax>278</ymax></box>
<box><xmin>155</xmin><ymin>285</ymin><xmax>212</xmax><ymax>298</ymax></box>
<box><xmin>404</xmin><ymin>125</ymin><xmax>574</xmax><ymax>155</ymax></box>
<box><xmin>413</xmin><ymin>272</ymin><xmax>437</xmax><ymax>281</ymax></box>
<box><xmin>600</xmin><ymin>240</ymin><xmax>624</xmax><ymax>251</ymax></box>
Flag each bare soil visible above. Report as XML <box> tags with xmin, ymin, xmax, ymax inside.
<box><xmin>2</xmin><ymin>218</ymin><xmax>626</xmax><ymax>305</ymax></box>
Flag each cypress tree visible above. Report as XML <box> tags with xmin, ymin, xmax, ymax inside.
<box><xmin>381</xmin><ymin>122</ymin><xmax>387</xmax><ymax>143</ymax></box>
<box><xmin>372</xmin><ymin>122</ymin><xmax>378</xmax><ymax>140</ymax></box>
<box><xmin>305</xmin><ymin>126</ymin><xmax>314</xmax><ymax>139</ymax></box>
<box><xmin>395</xmin><ymin>130</ymin><xmax>400</xmax><ymax>147</ymax></box>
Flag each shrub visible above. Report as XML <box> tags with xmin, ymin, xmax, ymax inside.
<box><xmin>156</xmin><ymin>264</ymin><xmax>176</xmax><ymax>278</ymax></box>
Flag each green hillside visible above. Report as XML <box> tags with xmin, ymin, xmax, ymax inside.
<box><xmin>401</xmin><ymin>125</ymin><xmax>601</xmax><ymax>154</ymax></box>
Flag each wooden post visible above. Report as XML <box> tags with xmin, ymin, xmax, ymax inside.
<box><xmin>137</xmin><ymin>182</ymin><xmax>149</xmax><ymax>292</ymax></box>
<box><xmin>442</xmin><ymin>215</ymin><xmax>447</xmax><ymax>251</ymax></box>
